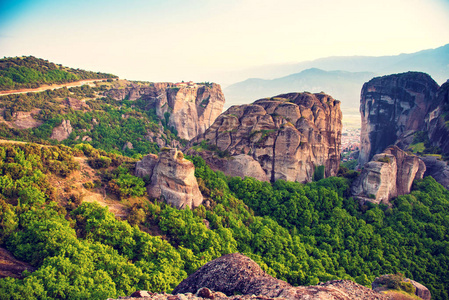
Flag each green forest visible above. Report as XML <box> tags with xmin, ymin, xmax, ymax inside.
<box><xmin>0</xmin><ymin>56</ymin><xmax>117</xmax><ymax>91</ymax></box>
<box><xmin>0</xmin><ymin>143</ymin><xmax>447</xmax><ymax>299</ymax></box>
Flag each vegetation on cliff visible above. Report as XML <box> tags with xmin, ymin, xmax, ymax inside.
<box><xmin>0</xmin><ymin>84</ymin><xmax>182</xmax><ymax>157</ymax></box>
<box><xmin>0</xmin><ymin>142</ymin><xmax>447</xmax><ymax>299</ymax></box>
<box><xmin>0</xmin><ymin>56</ymin><xmax>117</xmax><ymax>91</ymax></box>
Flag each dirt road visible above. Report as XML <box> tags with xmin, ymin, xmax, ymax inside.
<box><xmin>0</xmin><ymin>79</ymin><xmax>109</xmax><ymax>96</ymax></box>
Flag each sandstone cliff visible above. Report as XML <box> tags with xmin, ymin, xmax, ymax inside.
<box><xmin>135</xmin><ymin>148</ymin><xmax>203</xmax><ymax>209</ymax></box>
<box><xmin>188</xmin><ymin>92</ymin><xmax>342</xmax><ymax>183</ymax></box>
<box><xmin>105</xmin><ymin>82</ymin><xmax>225</xmax><ymax>140</ymax></box>
<box><xmin>352</xmin><ymin>146</ymin><xmax>426</xmax><ymax>204</ymax></box>
<box><xmin>359</xmin><ymin>72</ymin><xmax>439</xmax><ymax>166</ymax></box>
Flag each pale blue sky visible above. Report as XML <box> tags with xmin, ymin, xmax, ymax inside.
<box><xmin>1</xmin><ymin>0</ymin><xmax>449</xmax><ymax>84</ymax></box>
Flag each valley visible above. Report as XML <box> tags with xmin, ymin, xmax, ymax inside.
<box><xmin>0</xmin><ymin>57</ymin><xmax>448</xmax><ymax>300</ymax></box>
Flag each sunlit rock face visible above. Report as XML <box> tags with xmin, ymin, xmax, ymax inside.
<box><xmin>105</xmin><ymin>82</ymin><xmax>225</xmax><ymax>140</ymax></box>
<box><xmin>136</xmin><ymin>148</ymin><xmax>203</xmax><ymax>209</ymax></box>
<box><xmin>359</xmin><ymin>72</ymin><xmax>439</xmax><ymax>166</ymax></box>
<box><xmin>352</xmin><ymin>146</ymin><xmax>426</xmax><ymax>205</ymax></box>
<box><xmin>188</xmin><ymin>92</ymin><xmax>342</xmax><ymax>183</ymax></box>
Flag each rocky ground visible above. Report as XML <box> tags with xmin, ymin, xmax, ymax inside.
<box><xmin>111</xmin><ymin>253</ymin><xmax>390</xmax><ymax>300</ymax></box>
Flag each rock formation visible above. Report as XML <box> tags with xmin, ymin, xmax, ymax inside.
<box><xmin>50</xmin><ymin>119</ymin><xmax>73</xmax><ymax>141</ymax></box>
<box><xmin>171</xmin><ymin>253</ymin><xmax>388</xmax><ymax>300</ymax></box>
<box><xmin>372</xmin><ymin>274</ymin><xmax>431</xmax><ymax>300</ymax></box>
<box><xmin>359</xmin><ymin>72</ymin><xmax>439</xmax><ymax>166</ymax></box>
<box><xmin>135</xmin><ymin>148</ymin><xmax>203</xmax><ymax>209</ymax></box>
<box><xmin>188</xmin><ymin>92</ymin><xmax>342</xmax><ymax>183</ymax></box>
<box><xmin>420</xmin><ymin>156</ymin><xmax>449</xmax><ymax>189</ymax></box>
<box><xmin>105</xmin><ymin>82</ymin><xmax>225</xmax><ymax>140</ymax></box>
<box><xmin>352</xmin><ymin>146</ymin><xmax>426</xmax><ymax>204</ymax></box>
<box><xmin>65</xmin><ymin>97</ymin><xmax>87</xmax><ymax>110</ymax></box>
<box><xmin>426</xmin><ymin>80</ymin><xmax>449</xmax><ymax>155</ymax></box>
<box><xmin>0</xmin><ymin>247</ymin><xmax>35</xmax><ymax>279</ymax></box>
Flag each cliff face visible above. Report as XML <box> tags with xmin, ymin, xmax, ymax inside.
<box><xmin>188</xmin><ymin>92</ymin><xmax>342</xmax><ymax>183</ymax></box>
<box><xmin>426</xmin><ymin>80</ymin><xmax>449</xmax><ymax>154</ymax></box>
<box><xmin>105</xmin><ymin>82</ymin><xmax>225</xmax><ymax>140</ymax></box>
<box><xmin>135</xmin><ymin>148</ymin><xmax>203</xmax><ymax>209</ymax></box>
<box><xmin>352</xmin><ymin>146</ymin><xmax>426</xmax><ymax>204</ymax></box>
<box><xmin>359</xmin><ymin>72</ymin><xmax>439</xmax><ymax>166</ymax></box>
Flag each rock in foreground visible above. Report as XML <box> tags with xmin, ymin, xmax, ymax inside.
<box><xmin>372</xmin><ymin>274</ymin><xmax>431</xmax><ymax>300</ymax></box>
<box><xmin>172</xmin><ymin>253</ymin><xmax>388</xmax><ymax>300</ymax></box>
<box><xmin>135</xmin><ymin>148</ymin><xmax>203</xmax><ymax>209</ymax></box>
<box><xmin>352</xmin><ymin>146</ymin><xmax>426</xmax><ymax>204</ymax></box>
<box><xmin>188</xmin><ymin>92</ymin><xmax>342</xmax><ymax>183</ymax></box>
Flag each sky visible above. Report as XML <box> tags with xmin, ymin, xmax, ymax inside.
<box><xmin>1</xmin><ymin>0</ymin><xmax>449</xmax><ymax>84</ymax></box>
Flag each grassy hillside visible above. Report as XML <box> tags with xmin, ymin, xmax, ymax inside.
<box><xmin>0</xmin><ymin>142</ymin><xmax>447</xmax><ymax>299</ymax></box>
<box><xmin>0</xmin><ymin>56</ymin><xmax>117</xmax><ymax>91</ymax></box>
<box><xmin>0</xmin><ymin>81</ymin><xmax>182</xmax><ymax>157</ymax></box>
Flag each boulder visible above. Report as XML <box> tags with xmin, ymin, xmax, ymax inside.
<box><xmin>352</xmin><ymin>146</ymin><xmax>426</xmax><ymax>204</ymax></box>
<box><xmin>372</xmin><ymin>274</ymin><xmax>431</xmax><ymax>300</ymax></box>
<box><xmin>136</xmin><ymin>149</ymin><xmax>203</xmax><ymax>209</ymax></box>
<box><xmin>404</xmin><ymin>278</ymin><xmax>431</xmax><ymax>300</ymax></box>
<box><xmin>173</xmin><ymin>253</ymin><xmax>388</xmax><ymax>300</ymax></box>
<box><xmin>188</xmin><ymin>92</ymin><xmax>342</xmax><ymax>183</ymax></box>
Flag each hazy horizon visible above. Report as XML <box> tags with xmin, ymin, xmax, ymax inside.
<box><xmin>1</xmin><ymin>0</ymin><xmax>449</xmax><ymax>84</ymax></box>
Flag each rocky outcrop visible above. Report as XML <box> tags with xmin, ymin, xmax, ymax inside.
<box><xmin>420</xmin><ymin>156</ymin><xmax>449</xmax><ymax>189</ymax></box>
<box><xmin>426</xmin><ymin>80</ymin><xmax>449</xmax><ymax>154</ymax></box>
<box><xmin>0</xmin><ymin>247</ymin><xmax>35</xmax><ymax>279</ymax></box>
<box><xmin>404</xmin><ymin>278</ymin><xmax>432</xmax><ymax>300</ymax></box>
<box><xmin>171</xmin><ymin>253</ymin><xmax>388</xmax><ymax>300</ymax></box>
<box><xmin>65</xmin><ymin>97</ymin><xmax>87</xmax><ymax>110</ymax></box>
<box><xmin>372</xmin><ymin>274</ymin><xmax>431</xmax><ymax>300</ymax></box>
<box><xmin>352</xmin><ymin>146</ymin><xmax>426</xmax><ymax>204</ymax></box>
<box><xmin>359</xmin><ymin>72</ymin><xmax>439</xmax><ymax>166</ymax></box>
<box><xmin>50</xmin><ymin>119</ymin><xmax>73</xmax><ymax>141</ymax></box>
<box><xmin>105</xmin><ymin>82</ymin><xmax>225</xmax><ymax>140</ymax></box>
<box><xmin>135</xmin><ymin>148</ymin><xmax>203</xmax><ymax>209</ymax></box>
<box><xmin>188</xmin><ymin>92</ymin><xmax>342</xmax><ymax>183</ymax></box>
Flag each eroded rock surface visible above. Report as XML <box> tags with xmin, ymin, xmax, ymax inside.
<box><xmin>135</xmin><ymin>149</ymin><xmax>203</xmax><ymax>209</ymax></box>
<box><xmin>105</xmin><ymin>82</ymin><xmax>225</xmax><ymax>140</ymax></box>
<box><xmin>188</xmin><ymin>93</ymin><xmax>342</xmax><ymax>183</ymax></box>
<box><xmin>50</xmin><ymin>119</ymin><xmax>73</xmax><ymax>141</ymax></box>
<box><xmin>352</xmin><ymin>146</ymin><xmax>426</xmax><ymax>204</ymax></box>
<box><xmin>359</xmin><ymin>72</ymin><xmax>439</xmax><ymax>166</ymax></box>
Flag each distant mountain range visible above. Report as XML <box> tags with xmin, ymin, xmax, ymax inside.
<box><xmin>224</xmin><ymin>43</ymin><xmax>449</xmax><ymax>109</ymax></box>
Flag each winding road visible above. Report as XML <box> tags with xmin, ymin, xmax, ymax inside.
<box><xmin>0</xmin><ymin>78</ymin><xmax>109</xmax><ymax>96</ymax></box>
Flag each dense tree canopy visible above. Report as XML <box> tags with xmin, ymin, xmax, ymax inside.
<box><xmin>0</xmin><ymin>145</ymin><xmax>448</xmax><ymax>299</ymax></box>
